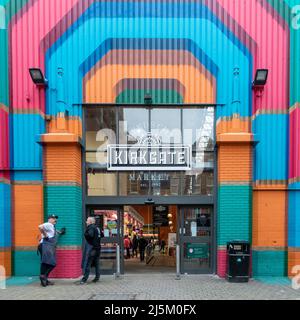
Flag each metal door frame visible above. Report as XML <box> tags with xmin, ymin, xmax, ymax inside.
<box><xmin>178</xmin><ymin>205</ymin><xmax>214</xmax><ymax>274</ymax></box>
<box><xmin>86</xmin><ymin>205</ymin><xmax>124</xmax><ymax>275</ymax></box>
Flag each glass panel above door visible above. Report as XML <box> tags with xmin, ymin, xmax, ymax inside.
<box><xmin>183</xmin><ymin>207</ymin><xmax>212</xmax><ymax>237</ymax></box>
<box><xmin>84</xmin><ymin>105</ymin><xmax>215</xmax><ymax>197</ymax></box>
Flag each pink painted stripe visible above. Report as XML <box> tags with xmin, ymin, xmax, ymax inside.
<box><xmin>49</xmin><ymin>249</ymin><xmax>82</xmax><ymax>279</ymax></box>
<box><xmin>0</xmin><ymin>108</ymin><xmax>9</xmax><ymax>170</ymax></box>
<box><xmin>218</xmin><ymin>248</ymin><xmax>253</xmax><ymax>278</ymax></box>
<box><xmin>289</xmin><ymin>108</ymin><xmax>300</xmax><ymax>180</ymax></box>
<box><xmin>10</xmin><ymin>0</ymin><xmax>80</xmax><ymax>113</ymax></box>
<box><xmin>217</xmin><ymin>249</ymin><xmax>227</xmax><ymax>278</ymax></box>
<box><xmin>217</xmin><ymin>0</ymin><xmax>289</xmax><ymax>113</ymax></box>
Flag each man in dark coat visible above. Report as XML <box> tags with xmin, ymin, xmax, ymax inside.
<box><xmin>38</xmin><ymin>214</ymin><xmax>66</xmax><ymax>287</ymax></box>
<box><xmin>138</xmin><ymin>234</ymin><xmax>148</xmax><ymax>262</ymax></box>
<box><xmin>80</xmin><ymin>217</ymin><xmax>103</xmax><ymax>284</ymax></box>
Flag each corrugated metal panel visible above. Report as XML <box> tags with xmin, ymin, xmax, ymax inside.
<box><xmin>116</xmin><ymin>89</ymin><xmax>183</xmax><ymax>104</ymax></box>
<box><xmin>12</xmin><ymin>184</ymin><xmax>43</xmax><ymax>247</ymax></box>
<box><xmin>0</xmin><ymin>182</ymin><xmax>11</xmax><ymax>248</ymax></box>
<box><xmin>289</xmin><ymin>108</ymin><xmax>300</xmax><ymax>181</ymax></box>
<box><xmin>83</xmin><ymin>49</ymin><xmax>215</xmax><ymax>104</ymax></box>
<box><xmin>0</xmin><ymin>107</ymin><xmax>9</xmax><ymax>170</ymax></box>
<box><xmin>253</xmin><ymin>114</ymin><xmax>288</xmax><ymax>183</ymax></box>
<box><xmin>252</xmin><ymin>250</ymin><xmax>287</xmax><ymax>277</ymax></box>
<box><xmin>0</xmin><ymin>25</ymin><xmax>9</xmax><ymax>108</ymax></box>
<box><xmin>288</xmin><ymin>188</ymin><xmax>300</xmax><ymax>247</ymax></box>
<box><xmin>10</xmin><ymin>114</ymin><xmax>44</xmax><ymax>170</ymax></box>
<box><xmin>217</xmin><ymin>0</ymin><xmax>289</xmax><ymax>113</ymax></box>
<box><xmin>45</xmin><ymin>1</ymin><xmax>251</xmax><ymax>117</ymax></box>
<box><xmin>8</xmin><ymin>0</ymin><xmax>78</xmax><ymax>114</ymax></box>
<box><xmin>12</xmin><ymin>251</ymin><xmax>39</xmax><ymax>276</ymax></box>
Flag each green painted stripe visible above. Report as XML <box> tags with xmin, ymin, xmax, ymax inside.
<box><xmin>116</xmin><ymin>89</ymin><xmax>183</xmax><ymax>104</ymax></box>
<box><xmin>252</xmin><ymin>250</ymin><xmax>287</xmax><ymax>277</ymax></box>
<box><xmin>12</xmin><ymin>250</ymin><xmax>40</xmax><ymax>276</ymax></box>
<box><xmin>4</xmin><ymin>0</ymin><xmax>31</xmax><ymax>21</ymax></box>
<box><xmin>44</xmin><ymin>186</ymin><xmax>83</xmax><ymax>246</ymax></box>
<box><xmin>217</xmin><ymin>185</ymin><xmax>252</xmax><ymax>246</ymax></box>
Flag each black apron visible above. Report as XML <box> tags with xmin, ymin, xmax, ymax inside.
<box><xmin>39</xmin><ymin>236</ymin><xmax>58</xmax><ymax>266</ymax></box>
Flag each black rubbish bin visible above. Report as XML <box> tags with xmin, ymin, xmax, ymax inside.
<box><xmin>226</xmin><ymin>240</ymin><xmax>250</xmax><ymax>283</ymax></box>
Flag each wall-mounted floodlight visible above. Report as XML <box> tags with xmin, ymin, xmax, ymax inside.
<box><xmin>29</xmin><ymin>68</ymin><xmax>48</xmax><ymax>86</ymax></box>
<box><xmin>144</xmin><ymin>93</ymin><xmax>152</xmax><ymax>105</ymax></box>
<box><xmin>252</xmin><ymin>69</ymin><xmax>268</xmax><ymax>87</ymax></box>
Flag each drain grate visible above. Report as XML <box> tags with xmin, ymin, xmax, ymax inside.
<box><xmin>89</xmin><ymin>293</ymin><xmax>137</xmax><ymax>300</ymax></box>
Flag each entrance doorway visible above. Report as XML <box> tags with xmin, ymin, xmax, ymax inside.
<box><xmin>87</xmin><ymin>204</ymin><xmax>214</xmax><ymax>275</ymax></box>
<box><xmin>123</xmin><ymin>205</ymin><xmax>177</xmax><ymax>274</ymax></box>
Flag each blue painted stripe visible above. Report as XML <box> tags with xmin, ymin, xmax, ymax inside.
<box><xmin>252</xmin><ymin>114</ymin><xmax>288</xmax><ymax>181</ymax></box>
<box><xmin>10</xmin><ymin>114</ymin><xmax>45</xmax><ymax>170</ymax></box>
<box><xmin>0</xmin><ymin>182</ymin><xmax>11</xmax><ymax>247</ymax></box>
<box><xmin>46</xmin><ymin>1</ymin><xmax>252</xmax><ymax>118</ymax></box>
<box><xmin>12</xmin><ymin>170</ymin><xmax>43</xmax><ymax>182</ymax></box>
<box><xmin>80</xmin><ymin>38</ymin><xmax>219</xmax><ymax>78</ymax></box>
<box><xmin>288</xmin><ymin>189</ymin><xmax>300</xmax><ymax>247</ymax></box>
<box><xmin>289</xmin><ymin>182</ymin><xmax>300</xmax><ymax>190</ymax></box>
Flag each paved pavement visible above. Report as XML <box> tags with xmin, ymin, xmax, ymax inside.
<box><xmin>1</xmin><ymin>274</ymin><xmax>300</xmax><ymax>300</ymax></box>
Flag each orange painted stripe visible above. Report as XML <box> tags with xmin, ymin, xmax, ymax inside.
<box><xmin>252</xmin><ymin>190</ymin><xmax>287</xmax><ymax>247</ymax></box>
<box><xmin>216</xmin><ymin>118</ymin><xmax>251</xmax><ymax>134</ymax></box>
<box><xmin>12</xmin><ymin>185</ymin><xmax>44</xmax><ymax>247</ymax></box>
<box><xmin>47</xmin><ymin>116</ymin><xmax>82</xmax><ymax>137</ymax></box>
<box><xmin>84</xmin><ymin>50</ymin><xmax>215</xmax><ymax>103</ymax></box>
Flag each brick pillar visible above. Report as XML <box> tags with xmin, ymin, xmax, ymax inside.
<box><xmin>216</xmin><ymin>132</ymin><xmax>253</xmax><ymax>277</ymax></box>
<box><xmin>41</xmin><ymin>132</ymin><xmax>82</xmax><ymax>278</ymax></box>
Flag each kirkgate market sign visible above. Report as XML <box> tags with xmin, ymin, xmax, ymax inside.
<box><xmin>107</xmin><ymin>134</ymin><xmax>192</xmax><ymax>171</ymax></box>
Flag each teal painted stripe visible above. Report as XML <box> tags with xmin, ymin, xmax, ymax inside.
<box><xmin>116</xmin><ymin>89</ymin><xmax>183</xmax><ymax>104</ymax></box>
<box><xmin>13</xmin><ymin>250</ymin><xmax>40</xmax><ymax>277</ymax></box>
<box><xmin>217</xmin><ymin>185</ymin><xmax>252</xmax><ymax>246</ymax></box>
<box><xmin>6</xmin><ymin>276</ymin><xmax>39</xmax><ymax>287</ymax></box>
<box><xmin>44</xmin><ymin>186</ymin><xmax>83</xmax><ymax>246</ymax></box>
<box><xmin>252</xmin><ymin>250</ymin><xmax>287</xmax><ymax>277</ymax></box>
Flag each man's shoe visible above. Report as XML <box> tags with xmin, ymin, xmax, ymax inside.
<box><xmin>92</xmin><ymin>278</ymin><xmax>99</xmax><ymax>283</ymax></box>
<box><xmin>79</xmin><ymin>279</ymin><xmax>87</xmax><ymax>285</ymax></box>
<box><xmin>39</xmin><ymin>276</ymin><xmax>47</xmax><ymax>287</ymax></box>
<box><xmin>46</xmin><ymin>280</ymin><xmax>54</xmax><ymax>286</ymax></box>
